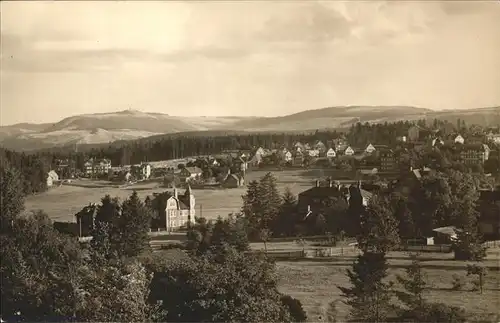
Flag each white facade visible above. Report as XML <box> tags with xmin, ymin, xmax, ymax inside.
<box><xmin>365</xmin><ymin>143</ymin><xmax>376</xmax><ymax>154</ymax></box>
<box><xmin>165</xmin><ymin>188</ymin><xmax>195</xmax><ymax>231</ymax></box>
<box><xmin>326</xmin><ymin>148</ymin><xmax>336</xmax><ymax>158</ymax></box>
<box><xmin>454</xmin><ymin>134</ymin><xmax>465</xmax><ymax>144</ymax></box>
<box><xmin>308</xmin><ymin>149</ymin><xmax>320</xmax><ymax>157</ymax></box>
<box><xmin>345</xmin><ymin>146</ymin><xmax>355</xmax><ymax>156</ymax></box>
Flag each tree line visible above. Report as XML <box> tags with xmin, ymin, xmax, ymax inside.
<box><xmin>0</xmin><ymin>165</ymin><xmax>308</xmax><ymax>322</ymax></box>
<box><xmin>2</xmin><ymin>163</ymin><xmax>497</xmax><ymax>322</ymax></box>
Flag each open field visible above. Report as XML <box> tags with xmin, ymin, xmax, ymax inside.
<box><xmin>24</xmin><ymin>169</ymin><xmax>316</xmax><ymax>222</ymax></box>
<box><xmin>149</xmin><ymin>244</ymin><xmax>500</xmax><ymax>322</ymax></box>
<box><xmin>277</xmin><ymin>249</ymin><xmax>500</xmax><ymax>322</ymax></box>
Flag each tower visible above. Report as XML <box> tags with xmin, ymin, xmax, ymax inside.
<box><xmin>184</xmin><ymin>184</ymin><xmax>196</xmax><ymax>221</ymax></box>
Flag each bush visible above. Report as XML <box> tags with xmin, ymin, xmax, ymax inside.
<box><xmin>414</xmin><ymin>302</ymin><xmax>467</xmax><ymax>323</ymax></box>
<box><xmin>280</xmin><ymin>295</ymin><xmax>307</xmax><ymax>322</ymax></box>
<box><xmin>451</xmin><ymin>274</ymin><xmax>466</xmax><ymax>291</ymax></box>
<box><xmin>325</xmin><ymin>300</ymin><xmax>339</xmax><ymax>323</ymax></box>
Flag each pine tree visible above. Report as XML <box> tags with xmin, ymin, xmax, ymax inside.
<box><xmin>0</xmin><ymin>166</ymin><xmax>25</xmax><ymax>234</ymax></box>
<box><xmin>395</xmin><ymin>254</ymin><xmax>427</xmax><ymax>313</ymax></box>
<box><xmin>241</xmin><ymin>180</ymin><xmax>260</xmax><ymax>238</ymax></box>
<box><xmin>358</xmin><ymin>194</ymin><xmax>400</xmax><ymax>254</ymax></box>
<box><xmin>118</xmin><ymin>191</ymin><xmax>152</xmax><ymax>257</ymax></box>
<box><xmin>257</xmin><ymin>172</ymin><xmax>282</xmax><ymax>231</ymax></box>
<box><xmin>338</xmin><ymin>252</ymin><xmax>393</xmax><ymax>322</ymax></box>
<box><xmin>273</xmin><ymin>187</ymin><xmax>298</xmax><ymax>236</ymax></box>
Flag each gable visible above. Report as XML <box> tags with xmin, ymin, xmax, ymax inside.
<box><xmin>166</xmin><ymin>197</ymin><xmax>179</xmax><ymax>210</ymax></box>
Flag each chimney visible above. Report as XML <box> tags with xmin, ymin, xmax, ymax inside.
<box><xmin>328</xmin><ymin>178</ymin><xmax>333</xmax><ymax>187</ymax></box>
<box><xmin>308</xmin><ymin>205</ymin><xmax>311</xmax><ymax>213</ymax></box>
<box><xmin>315</xmin><ymin>180</ymin><xmax>320</xmax><ymax>187</ymax></box>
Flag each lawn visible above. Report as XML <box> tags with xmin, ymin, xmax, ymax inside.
<box><xmin>24</xmin><ymin>169</ymin><xmax>316</xmax><ymax>222</ymax></box>
<box><xmin>277</xmin><ymin>249</ymin><xmax>500</xmax><ymax>322</ymax></box>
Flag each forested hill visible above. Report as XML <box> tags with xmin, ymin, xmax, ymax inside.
<box><xmin>3</xmin><ymin>105</ymin><xmax>499</xmax><ymax>151</ymax></box>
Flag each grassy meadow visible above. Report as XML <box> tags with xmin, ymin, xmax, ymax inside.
<box><xmin>277</xmin><ymin>249</ymin><xmax>500</xmax><ymax>322</ymax></box>
<box><xmin>24</xmin><ymin>169</ymin><xmax>316</xmax><ymax>222</ymax></box>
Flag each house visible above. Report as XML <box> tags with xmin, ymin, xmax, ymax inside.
<box><xmin>308</xmin><ymin>149</ymin><xmax>320</xmax><ymax>157</ymax></box>
<box><xmin>344</xmin><ymin>146</ymin><xmax>355</xmax><ymax>156</ymax></box>
<box><xmin>250</xmin><ymin>153</ymin><xmax>262</xmax><ymax>166</ymax></box>
<box><xmin>294</xmin><ymin>142</ymin><xmax>305</xmax><ymax>153</ymax></box>
<box><xmin>433</xmin><ymin>226</ymin><xmax>460</xmax><ymax>243</ymax></box>
<box><xmin>380</xmin><ymin>149</ymin><xmax>397</xmax><ymax>172</ymax></box>
<box><xmin>486</xmin><ymin>132</ymin><xmax>500</xmax><ymax>144</ymax></box>
<box><xmin>365</xmin><ymin>143</ymin><xmax>376</xmax><ymax>154</ymax></box>
<box><xmin>255</xmin><ymin>147</ymin><xmax>266</xmax><ymax>156</ymax></box>
<box><xmin>314</xmin><ymin>141</ymin><xmax>327</xmax><ymax>153</ymax></box>
<box><xmin>75</xmin><ymin>203</ymin><xmax>98</xmax><ymax>237</ymax></box>
<box><xmin>458</xmin><ymin>144</ymin><xmax>491</xmax><ymax>165</ymax></box>
<box><xmin>84</xmin><ymin>158</ymin><xmax>112</xmax><ymax>177</ymax></box>
<box><xmin>222</xmin><ymin>174</ymin><xmax>245</xmax><ymax>188</ymax></box>
<box><xmin>140</xmin><ymin>163</ymin><xmax>152</xmax><ymax>180</ymax></box>
<box><xmin>123</xmin><ymin>171</ymin><xmax>132</xmax><ymax>182</ymax></box>
<box><xmin>333</xmin><ymin>139</ymin><xmax>348</xmax><ymax>152</ymax></box>
<box><xmin>408</xmin><ymin>125</ymin><xmax>420</xmax><ymax>142</ymax></box>
<box><xmin>454</xmin><ymin>134</ymin><xmax>465</xmax><ymax>144</ymax></box>
<box><xmin>46</xmin><ymin>170</ymin><xmax>59</xmax><ymax>187</ymax></box>
<box><xmin>94</xmin><ymin>159</ymin><xmax>112</xmax><ymax>175</ymax></box>
<box><xmin>293</xmin><ymin>150</ymin><xmax>304</xmax><ymax>166</ymax></box>
<box><xmin>326</xmin><ymin>148</ymin><xmax>336</xmax><ymax>159</ymax></box>
<box><xmin>234</xmin><ymin>157</ymin><xmax>248</xmax><ymax>175</ymax></box>
<box><xmin>478</xmin><ymin>189</ymin><xmax>500</xmax><ymax>238</ymax></box>
<box><xmin>298</xmin><ymin>179</ymin><xmax>372</xmax><ymax>216</ymax></box>
<box><xmin>84</xmin><ymin>160</ymin><xmax>94</xmax><ymax>176</ymax></box>
<box><xmin>165</xmin><ymin>186</ymin><xmax>196</xmax><ymax>231</ymax></box>
<box><xmin>396</xmin><ymin>136</ymin><xmax>407</xmax><ymax>143</ymax></box>
<box><xmin>179</xmin><ymin>167</ymin><xmax>203</xmax><ymax>182</ymax></box>
<box><xmin>298</xmin><ymin>179</ymin><xmax>349</xmax><ymax>214</ymax></box>
<box><xmin>431</xmin><ymin>137</ymin><xmax>444</xmax><ymax>147</ymax></box>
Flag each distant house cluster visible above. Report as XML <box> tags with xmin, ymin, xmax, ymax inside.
<box><xmin>84</xmin><ymin>158</ymin><xmax>112</xmax><ymax>177</ymax></box>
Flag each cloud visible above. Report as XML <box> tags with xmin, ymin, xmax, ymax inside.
<box><xmin>258</xmin><ymin>2</ymin><xmax>353</xmax><ymax>43</ymax></box>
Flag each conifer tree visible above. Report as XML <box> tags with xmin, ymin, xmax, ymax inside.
<box><xmin>395</xmin><ymin>254</ymin><xmax>427</xmax><ymax>313</ymax></box>
<box><xmin>241</xmin><ymin>179</ymin><xmax>260</xmax><ymax>238</ymax></box>
<box><xmin>338</xmin><ymin>252</ymin><xmax>393</xmax><ymax>322</ymax></box>
<box><xmin>358</xmin><ymin>194</ymin><xmax>400</xmax><ymax>254</ymax></box>
<box><xmin>257</xmin><ymin>172</ymin><xmax>282</xmax><ymax>231</ymax></box>
<box><xmin>0</xmin><ymin>166</ymin><xmax>25</xmax><ymax>233</ymax></box>
<box><xmin>119</xmin><ymin>191</ymin><xmax>152</xmax><ymax>257</ymax></box>
<box><xmin>273</xmin><ymin>187</ymin><xmax>298</xmax><ymax>237</ymax></box>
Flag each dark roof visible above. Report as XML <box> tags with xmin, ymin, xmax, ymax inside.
<box><xmin>359</xmin><ymin>189</ymin><xmax>373</xmax><ymax>200</ymax></box>
<box><xmin>479</xmin><ymin>190</ymin><xmax>500</xmax><ymax>201</ymax></box>
<box><xmin>457</xmin><ymin>144</ymin><xmax>490</xmax><ymax>151</ymax></box>
<box><xmin>299</xmin><ymin>186</ymin><xmax>343</xmax><ymax>198</ymax></box>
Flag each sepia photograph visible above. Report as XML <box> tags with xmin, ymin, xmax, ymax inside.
<box><xmin>1</xmin><ymin>0</ymin><xmax>500</xmax><ymax>322</ymax></box>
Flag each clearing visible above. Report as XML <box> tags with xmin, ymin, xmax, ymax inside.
<box><xmin>277</xmin><ymin>249</ymin><xmax>500</xmax><ymax>322</ymax></box>
<box><xmin>24</xmin><ymin>169</ymin><xmax>316</xmax><ymax>222</ymax></box>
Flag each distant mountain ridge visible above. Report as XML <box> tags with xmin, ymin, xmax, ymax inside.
<box><xmin>1</xmin><ymin>105</ymin><xmax>499</xmax><ymax>151</ymax></box>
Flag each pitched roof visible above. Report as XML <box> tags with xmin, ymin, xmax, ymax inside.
<box><xmin>299</xmin><ymin>186</ymin><xmax>342</xmax><ymax>197</ymax></box>
<box><xmin>433</xmin><ymin>226</ymin><xmax>460</xmax><ymax>236</ymax></box>
<box><xmin>185</xmin><ymin>167</ymin><xmax>203</xmax><ymax>174</ymax></box>
<box><xmin>457</xmin><ymin>143</ymin><xmax>490</xmax><ymax>151</ymax></box>
<box><xmin>359</xmin><ymin>189</ymin><xmax>373</xmax><ymax>200</ymax></box>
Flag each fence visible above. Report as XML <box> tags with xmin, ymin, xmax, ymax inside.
<box><xmin>245</xmin><ymin>250</ymin><xmax>305</xmax><ymax>259</ymax></box>
<box><xmin>398</xmin><ymin>244</ymin><xmax>452</xmax><ymax>253</ymax></box>
<box><xmin>483</xmin><ymin>240</ymin><xmax>500</xmax><ymax>248</ymax></box>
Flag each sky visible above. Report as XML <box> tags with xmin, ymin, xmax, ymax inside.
<box><xmin>1</xmin><ymin>1</ymin><xmax>500</xmax><ymax>126</ymax></box>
